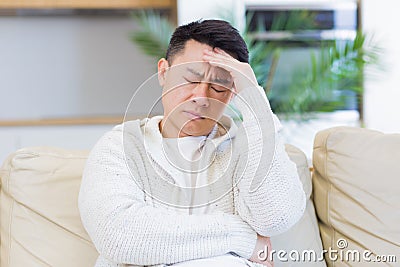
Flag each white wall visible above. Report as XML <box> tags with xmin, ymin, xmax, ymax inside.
<box><xmin>362</xmin><ymin>0</ymin><xmax>400</xmax><ymax>133</ymax></box>
<box><xmin>0</xmin><ymin>15</ymin><xmax>158</xmax><ymax>120</ymax></box>
<box><xmin>0</xmin><ymin>124</ymin><xmax>113</xmax><ymax>163</ymax></box>
<box><xmin>0</xmin><ymin>14</ymin><xmax>164</xmax><ymax>161</ymax></box>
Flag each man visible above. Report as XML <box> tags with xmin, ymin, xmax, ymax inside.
<box><xmin>79</xmin><ymin>19</ymin><xmax>306</xmax><ymax>267</ymax></box>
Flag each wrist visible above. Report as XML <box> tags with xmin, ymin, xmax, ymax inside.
<box><xmin>226</xmin><ymin>215</ymin><xmax>257</xmax><ymax>259</ymax></box>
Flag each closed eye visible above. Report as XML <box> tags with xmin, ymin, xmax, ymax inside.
<box><xmin>211</xmin><ymin>86</ymin><xmax>226</xmax><ymax>93</ymax></box>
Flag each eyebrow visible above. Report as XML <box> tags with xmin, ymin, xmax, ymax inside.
<box><xmin>186</xmin><ymin>67</ymin><xmax>232</xmax><ymax>86</ymax></box>
<box><xmin>212</xmin><ymin>77</ymin><xmax>232</xmax><ymax>85</ymax></box>
<box><xmin>186</xmin><ymin>67</ymin><xmax>204</xmax><ymax>78</ymax></box>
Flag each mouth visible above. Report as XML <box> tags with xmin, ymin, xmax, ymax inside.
<box><xmin>183</xmin><ymin>111</ymin><xmax>205</xmax><ymax>120</ymax></box>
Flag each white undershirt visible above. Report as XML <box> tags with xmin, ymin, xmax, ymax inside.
<box><xmin>162</xmin><ymin>135</ymin><xmax>209</xmax><ymax>214</ymax></box>
<box><xmin>162</xmin><ymin>136</ymin><xmax>250</xmax><ymax>267</ymax></box>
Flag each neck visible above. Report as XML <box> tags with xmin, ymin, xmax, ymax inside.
<box><xmin>159</xmin><ymin>119</ymin><xmax>186</xmax><ymax>138</ymax></box>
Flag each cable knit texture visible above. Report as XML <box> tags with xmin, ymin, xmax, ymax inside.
<box><xmin>78</xmin><ymin>86</ymin><xmax>306</xmax><ymax>267</ymax></box>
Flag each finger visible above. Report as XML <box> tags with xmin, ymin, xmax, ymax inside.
<box><xmin>202</xmin><ymin>52</ymin><xmax>230</xmax><ymax>63</ymax></box>
<box><xmin>202</xmin><ymin>55</ymin><xmax>250</xmax><ymax>89</ymax></box>
<box><xmin>204</xmin><ymin>49</ymin><xmax>236</xmax><ymax>62</ymax></box>
<box><xmin>202</xmin><ymin>54</ymin><xmax>233</xmax><ymax>69</ymax></box>
<box><xmin>202</xmin><ymin>53</ymin><xmax>239</xmax><ymax>72</ymax></box>
<box><xmin>214</xmin><ymin>47</ymin><xmax>234</xmax><ymax>58</ymax></box>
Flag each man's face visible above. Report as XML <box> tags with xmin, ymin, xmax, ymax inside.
<box><xmin>158</xmin><ymin>40</ymin><xmax>234</xmax><ymax>137</ymax></box>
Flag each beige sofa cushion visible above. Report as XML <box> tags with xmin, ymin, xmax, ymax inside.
<box><xmin>270</xmin><ymin>145</ymin><xmax>325</xmax><ymax>266</ymax></box>
<box><xmin>313</xmin><ymin>126</ymin><xmax>400</xmax><ymax>266</ymax></box>
<box><xmin>0</xmin><ymin>147</ymin><xmax>98</xmax><ymax>267</ymax></box>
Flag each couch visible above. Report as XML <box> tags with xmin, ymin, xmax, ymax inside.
<box><xmin>0</xmin><ymin>126</ymin><xmax>399</xmax><ymax>266</ymax></box>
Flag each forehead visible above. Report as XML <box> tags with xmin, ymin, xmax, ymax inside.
<box><xmin>171</xmin><ymin>39</ymin><xmax>212</xmax><ymax>64</ymax></box>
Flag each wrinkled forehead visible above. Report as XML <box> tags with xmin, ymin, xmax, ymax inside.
<box><xmin>170</xmin><ymin>61</ymin><xmax>233</xmax><ymax>86</ymax></box>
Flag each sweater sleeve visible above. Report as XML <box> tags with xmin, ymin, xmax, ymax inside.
<box><xmin>78</xmin><ymin>128</ymin><xmax>257</xmax><ymax>266</ymax></box>
<box><xmin>232</xmin><ymin>86</ymin><xmax>306</xmax><ymax>237</ymax></box>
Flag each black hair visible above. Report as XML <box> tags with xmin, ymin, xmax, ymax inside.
<box><xmin>166</xmin><ymin>19</ymin><xmax>249</xmax><ymax>64</ymax></box>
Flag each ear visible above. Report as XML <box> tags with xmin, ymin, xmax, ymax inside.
<box><xmin>158</xmin><ymin>58</ymin><xmax>169</xmax><ymax>87</ymax></box>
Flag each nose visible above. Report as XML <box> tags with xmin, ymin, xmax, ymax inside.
<box><xmin>192</xmin><ymin>82</ymin><xmax>210</xmax><ymax>107</ymax></box>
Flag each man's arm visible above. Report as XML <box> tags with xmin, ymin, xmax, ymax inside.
<box><xmin>203</xmin><ymin>48</ymin><xmax>306</xmax><ymax>237</ymax></box>
<box><xmin>233</xmin><ymin>85</ymin><xmax>306</xmax><ymax>237</ymax></box>
<box><xmin>78</xmin><ymin>128</ymin><xmax>257</xmax><ymax>266</ymax></box>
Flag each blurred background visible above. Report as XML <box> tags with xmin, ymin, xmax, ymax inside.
<box><xmin>0</xmin><ymin>0</ymin><xmax>399</xmax><ymax>162</ymax></box>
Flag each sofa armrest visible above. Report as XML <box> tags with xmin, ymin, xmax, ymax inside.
<box><xmin>313</xmin><ymin>126</ymin><xmax>400</xmax><ymax>266</ymax></box>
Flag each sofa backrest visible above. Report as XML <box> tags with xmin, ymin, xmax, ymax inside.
<box><xmin>313</xmin><ymin>126</ymin><xmax>400</xmax><ymax>266</ymax></box>
<box><xmin>0</xmin><ymin>147</ymin><xmax>98</xmax><ymax>267</ymax></box>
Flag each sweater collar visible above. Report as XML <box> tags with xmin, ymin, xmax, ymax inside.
<box><xmin>142</xmin><ymin>115</ymin><xmax>238</xmax><ymax>179</ymax></box>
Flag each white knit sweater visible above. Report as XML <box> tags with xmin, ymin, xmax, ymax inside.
<box><xmin>78</xmin><ymin>86</ymin><xmax>306</xmax><ymax>267</ymax></box>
